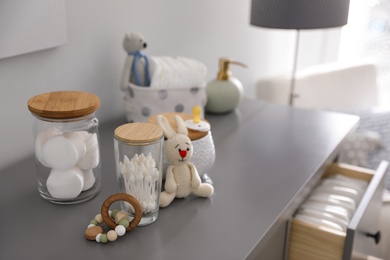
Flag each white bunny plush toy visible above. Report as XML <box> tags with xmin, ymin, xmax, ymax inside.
<box><xmin>157</xmin><ymin>114</ymin><xmax>214</xmax><ymax>207</ymax></box>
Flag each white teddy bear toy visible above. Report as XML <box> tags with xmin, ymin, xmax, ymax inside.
<box><xmin>120</xmin><ymin>31</ymin><xmax>150</xmax><ymax>90</ymax></box>
<box><xmin>157</xmin><ymin>114</ymin><xmax>214</xmax><ymax>207</ymax></box>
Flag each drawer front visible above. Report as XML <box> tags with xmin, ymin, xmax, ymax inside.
<box><xmin>345</xmin><ymin>161</ymin><xmax>388</xmax><ymax>260</ymax></box>
<box><xmin>287</xmin><ymin>161</ymin><xmax>389</xmax><ymax>260</ymax></box>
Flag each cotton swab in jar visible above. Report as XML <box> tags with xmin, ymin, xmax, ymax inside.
<box><xmin>135</xmin><ymin>164</ymin><xmax>144</xmax><ymax>205</ymax></box>
<box><xmin>126</xmin><ymin>161</ymin><xmax>137</xmax><ymax>197</ymax></box>
<box><xmin>119</xmin><ymin>161</ymin><xmax>127</xmax><ymax>176</ymax></box>
<box><xmin>146</xmin><ymin>164</ymin><xmax>158</xmax><ymax>212</ymax></box>
<box><xmin>124</xmin><ymin>155</ymin><xmax>131</xmax><ymax>168</ymax></box>
<box><xmin>142</xmin><ymin>162</ymin><xmax>153</xmax><ymax>213</ymax></box>
<box><xmin>120</xmin><ymin>152</ymin><xmax>160</xmax><ymax>214</ymax></box>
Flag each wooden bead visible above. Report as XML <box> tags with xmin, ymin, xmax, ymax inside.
<box><xmin>107</xmin><ymin>230</ymin><xmax>118</xmax><ymax>241</ymax></box>
<box><xmin>95</xmin><ymin>214</ymin><xmax>103</xmax><ymax>224</ymax></box>
<box><xmin>85</xmin><ymin>225</ymin><xmax>103</xmax><ymax>241</ymax></box>
<box><xmin>114</xmin><ymin>211</ymin><xmax>129</xmax><ymax>224</ymax></box>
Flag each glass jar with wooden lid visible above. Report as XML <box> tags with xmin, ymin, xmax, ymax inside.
<box><xmin>27</xmin><ymin>91</ymin><xmax>101</xmax><ymax>204</ymax></box>
<box><xmin>114</xmin><ymin>122</ymin><xmax>164</xmax><ymax>225</ymax></box>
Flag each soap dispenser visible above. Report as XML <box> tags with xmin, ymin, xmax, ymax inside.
<box><xmin>205</xmin><ymin>58</ymin><xmax>247</xmax><ymax>114</ymax></box>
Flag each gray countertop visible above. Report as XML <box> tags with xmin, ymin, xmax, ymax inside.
<box><xmin>0</xmin><ymin>100</ymin><xmax>359</xmax><ymax>260</ymax></box>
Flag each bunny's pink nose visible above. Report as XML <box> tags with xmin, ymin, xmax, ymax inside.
<box><xmin>179</xmin><ymin>150</ymin><xmax>187</xmax><ymax>158</ymax></box>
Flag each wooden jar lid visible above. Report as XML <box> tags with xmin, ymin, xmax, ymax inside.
<box><xmin>114</xmin><ymin>123</ymin><xmax>163</xmax><ymax>144</ymax></box>
<box><xmin>27</xmin><ymin>91</ymin><xmax>100</xmax><ymax>119</ymax></box>
<box><xmin>148</xmin><ymin>112</ymin><xmax>209</xmax><ymax>141</ymax></box>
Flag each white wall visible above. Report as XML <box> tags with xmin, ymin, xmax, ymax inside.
<box><xmin>0</xmin><ymin>0</ymin><xmax>341</xmax><ymax>171</ymax></box>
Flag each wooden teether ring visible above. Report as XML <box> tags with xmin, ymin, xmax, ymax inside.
<box><xmin>101</xmin><ymin>193</ymin><xmax>142</xmax><ymax>231</ymax></box>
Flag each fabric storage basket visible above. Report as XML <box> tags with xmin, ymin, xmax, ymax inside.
<box><xmin>122</xmin><ymin>83</ymin><xmax>207</xmax><ymax>122</ymax></box>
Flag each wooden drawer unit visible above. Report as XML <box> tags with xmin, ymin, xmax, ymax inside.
<box><xmin>287</xmin><ymin>161</ymin><xmax>388</xmax><ymax>260</ymax></box>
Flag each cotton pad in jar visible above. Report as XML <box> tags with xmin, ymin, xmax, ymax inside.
<box><xmin>42</xmin><ymin>132</ymin><xmax>87</xmax><ymax>170</ymax></box>
<box><xmin>46</xmin><ymin>167</ymin><xmax>84</xmax><ymax>199</ymax></box>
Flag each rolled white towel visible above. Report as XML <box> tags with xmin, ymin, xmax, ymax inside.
<box><xmin>150</xmin><ymin>56</ymin><xmax>170</xmax><ymax>87</ymax></box>
<box><xmin>46</xmin><ymin>167</ymin><xmax>84</xmax><ymax>199</ymax></box>
<box><xmin>178</xmin><ymin>57</ymin><xmax>207</xmax><ymax>87</ymax></box>
<box><xmin>149</xmin><ymin>56</ymin><xmax>207</xmax><ymax>88</ymax></box>
<box><xmin>42</xmin><ymin>132</ymin><xmax>87</xmax><ymax>170</ymax></box>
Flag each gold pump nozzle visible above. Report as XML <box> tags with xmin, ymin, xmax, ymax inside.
<box><xmin>217</xmin><ymin>58</ymin><xmax>247</xmax><ymax>80</ymax></box>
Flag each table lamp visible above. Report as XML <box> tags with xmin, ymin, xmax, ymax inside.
<box><xmin>250</xmin><ymin>0</ymin><xmax>350</xmax><ymax>105</ymax></box>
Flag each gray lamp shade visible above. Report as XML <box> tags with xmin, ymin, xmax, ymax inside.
<box><xmin>250</xmin><ymin>0</ymin><xmax>350</xmax><ymax>29</ymax></box>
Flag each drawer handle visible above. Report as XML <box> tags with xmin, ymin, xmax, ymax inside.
<box><xmin>366</xmin><ymin>231</ymin><xmax>381</xmax><ymax>244</ymax></box>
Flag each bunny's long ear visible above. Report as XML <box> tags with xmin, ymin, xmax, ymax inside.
<box><xmin>156</xmin><ymin>115</ymin><xmax>176</xmax><ymax>139</ymax></box>
<box><xmin>174</xmin><ymin>115</ymin><xmax>188</xmax><ymax>136</ymax></box>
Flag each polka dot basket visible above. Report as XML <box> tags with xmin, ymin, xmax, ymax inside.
<box><xmin>122</xmin><ymin>83</ymin><xmax>207</xmax><ymax>122</ymax></box>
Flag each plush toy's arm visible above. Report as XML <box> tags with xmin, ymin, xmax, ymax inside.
<box><xmin>120</xmin><ymin>56</ymin><xmax>133</xmax><ymax>91</ymax></box>
<box><xmin>164</xmin><ymin>165</ymin><xmax>177</xmax><ymax>193</ymax></box>
<box><xmin>188</xmin><ymin>162</ymin><xmax>201</xmax><ymax>189</ymax></box>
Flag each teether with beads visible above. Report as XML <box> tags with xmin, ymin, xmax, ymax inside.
<box><xmin>84</xmin><ymin>193</ymin><xmax>142</xmax><ymax>243</ymax></box>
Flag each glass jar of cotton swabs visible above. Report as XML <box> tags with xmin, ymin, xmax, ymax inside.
<box><xmin>114</xmin><ymin>122</ymin><xmax>163</xmax><ymax>226</ymax></box>
<box><xmin>27</xmin><ymin>91</ymin><xmax>101</xmax><ymax>204</ymax></box>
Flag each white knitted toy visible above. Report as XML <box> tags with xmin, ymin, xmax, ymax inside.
<box><xmin>157</xmin><ymin>114</ymin><xmax>214</xmax><ymax>207</ymax></box>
